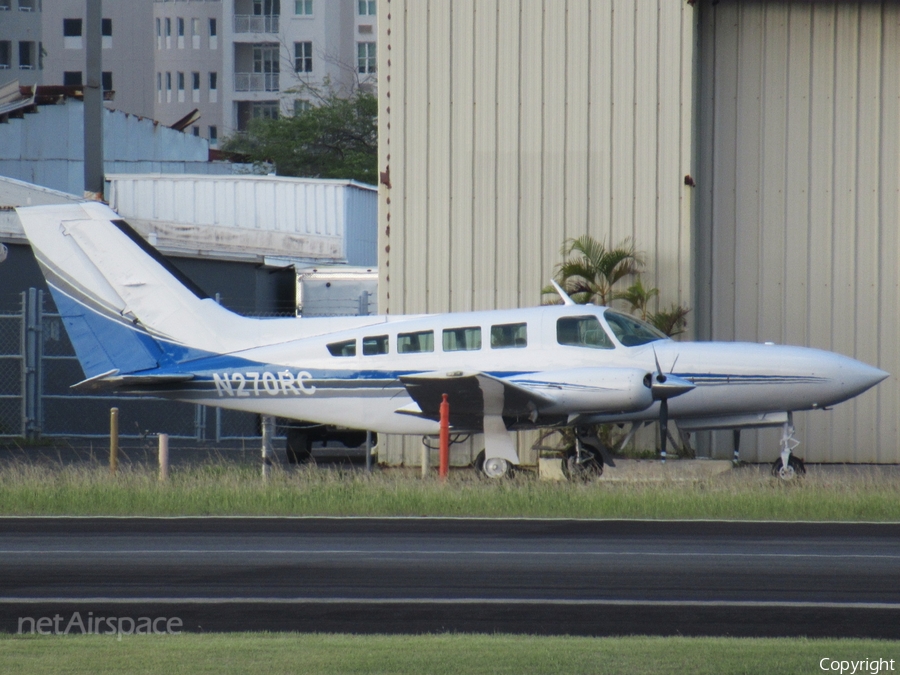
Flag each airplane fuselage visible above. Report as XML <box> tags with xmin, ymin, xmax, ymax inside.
<box><xmin>121</xmin><ymin>303</ymin><xmax>886</xmax><ymax>436</ymax></box>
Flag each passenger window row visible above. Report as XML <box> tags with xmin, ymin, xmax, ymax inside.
<box><xmin>327</xmin><ymin>322</ymin><xmax>527</xmax><ymax>357</ymax></box>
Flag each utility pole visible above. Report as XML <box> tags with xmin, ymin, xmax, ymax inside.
<box><xmin>83</xmin><ymin>0</ymin><xmax>104</xmax><ymax>200</ymax></box>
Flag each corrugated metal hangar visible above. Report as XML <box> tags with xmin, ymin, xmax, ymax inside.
<box><xmin>377</xmin><ymin>0</ymin><xmax>899</xmax><ymax>464</ymax></box>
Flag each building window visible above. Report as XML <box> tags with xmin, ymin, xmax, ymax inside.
<box><xmin>63</xmin><ymin>71</ymin><xmax>82</xmax><ymax>86</ymax></box>
<box><xmin>209</xmin><ymin>125</ymin><xmax>218</xmax><ymax>147</ymax></box>
<box><xmin>192</xmin><ymin>126</ymin><xmax>200</xmax><ymax>137</ymax></box>
<box><xmin>208</xmin><ymin>71</ymin><xmax>217</xmax><ymax>102</ymax></box>
<box><xmin>357</xmin><ymin>42</ymin><xmax>375</xmax><ymax>74</ymax></box>
<box><xmin>18</xmin><ymin>41</ymin><xmax>34</xmax><ymax>69</ymax></box>
<box><xmin>191</xmin><ymin>18</ymin><xmax>200</xmax><ymax>49</ymax></box>
<box><xmin>294</xmin><ymin>41</ymin><xmax>312</xmax><ymax>73</ymax></box>
<box><xmin>295</xmin><ymin>0</ymin><xmax>312</xmax><ymax>15</ymax></box>
<box><xmin>209</xmin><ymin>18</ymin><xmax>217</xmax><ymax>49</ymax></box>
<box><xmin>157</xmin><ymin>72</ymin><xmax>162</xmax><ymax>102</ymax></box>
<box><xmin>102</xmin><ymin>71</ymin><xmax>112</xmax><ymax>91</ymax></box>
<box><xmin>177</xmin><ymin>17</ymin><xmax>185</xmax><ymax>48</ymax></box>
<box><xmin>63</xmin><ymin>18</ymin><xmax>82</xmax><ymax>49</ymax></box>
<box><xmin>177</xmin><ymin>71</ymin><xmax>185</xmax><ymax>102</ymax></box>
<box><xmin>252</xmin><ymin>101</ymin><xmax>279</xmax><ymax>120</ymax></box>
<box><xmin>0</xmin><ymin>42</ymin><xmax>11</xmax><ymax>69</ymax></box>
<box><xmin>358</xmin><ymin>0</ymin><xmax>375</xmax><ymax>16</ymax></box>
<box><xmin>166</xmin><ymin>71</ymin><xmax>172</xmax><ymax>102</ymax></box>
<box><xmin>293</xmin><ymin>99</ymin><xmax>310</xmax><ymax>115</ymax></box>
<box><xmin>165</xmin><ymin>18</ymin><xmax>172</xmax><ymax>48</ymax></box>
<box><xmin>18</xmin><ymin>0</ymin><xmax>35</xmax><ymax>11</ymax></box>
<box><xmin>156</xmin><ymin>18</ymin><xmax>161</xmax><ymax>49</ymax></box>
<box><xmin>102</xmin><ymin>18</ymin><xmax>112</xmax><ymax>48</ymax></box>
<box><xmin>0</xmin><ymin>0</ymin><xmax>9</xmax><ymax>10</ymax></box>
<box><xmin>63</xmin><ymin>18</ymin><xmax>82</xmax><ymax>36</ymax></box>
<box><xmin>191</xmin><ymin>71</ymin><xmax>200</xmax><ymax>102</ymax></box>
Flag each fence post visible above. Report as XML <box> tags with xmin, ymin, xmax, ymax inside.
<box><xmin>158</xmin><ymin>433</ymin><xmax>169</xmax><ymax>482</ymax></box>
<box><xmin>20</xmin><ymin>288</ymin><xmax>42</xmax><ymax>441</ymax></box>
<box><xmin>109</xmin><ymin>407</ymin><xmax>119</xmax><ymax>474</ymax></box>
<box><xmin>18</xmin><ymin>291</ymin><xmax>26</xmax><ymax>439</ymax></box>
<box><xmin>261</xmin><ymin>414</ymin><xmax>275</xmax><ymax>481</ymax></box>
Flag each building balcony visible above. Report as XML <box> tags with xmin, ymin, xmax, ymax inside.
<box><xmin>234</xmin><ymin>15</ymin><xmax>279</xmax><ymax>34</ymax></box>
<box><xmin>234</xmin><ymin>72</ymin><xmax>279</xmax><ymax>92</ymax></box>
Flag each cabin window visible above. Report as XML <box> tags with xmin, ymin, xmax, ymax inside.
<box><xmin>327</xmin><ymin>339</ymin><xmax>356</xmax><ymax>357</ymax></box>
<box><xmin>603</xmin><ymin>309</ymin><xmax>666</xmax><ymax>347</ymax></box>
<box><xmin>443</xmin><ymin>326</ymin><xmax>481</xmax><ymax>351</ymax></box>
<box><xmin>397</xmin><ymin>330</ymin><xmax>434</xmax><ymax>354</ymax></box>
<box><xmin>362</xmin><ymin>335</ymin><xmax>388</xmax><ymax>355</ymax></box>
<box><xmin>556</xmin><ymin>316</ymin><xmax>614</xmax><ymax>349</ymax></box>
<box><xmin>490</xmin><ymin>322</ymin><xmax>527</xmax><ymax>349</ymax></box>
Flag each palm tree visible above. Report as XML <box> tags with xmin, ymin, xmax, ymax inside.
<box><xmin>543</xmin><ymin>235</ymin><xmax>642</xmax><ymax>306</ymax></box>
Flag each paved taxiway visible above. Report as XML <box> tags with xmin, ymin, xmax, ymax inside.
<box><xmin>1</xmin><ymin>518</ymin><xmax>899</xmax><ymax>637</ymax></box>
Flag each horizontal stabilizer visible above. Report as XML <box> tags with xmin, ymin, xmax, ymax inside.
<box><xmin>72</xmin><ymin>369</ymin><xmax>195</xmax><ymax>392</ymax></box>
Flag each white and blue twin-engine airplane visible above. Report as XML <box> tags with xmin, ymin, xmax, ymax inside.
<box><xmin>16</xmin><ymin>202</ymin><xmax>888</xmax><ymax>478</ymax></box>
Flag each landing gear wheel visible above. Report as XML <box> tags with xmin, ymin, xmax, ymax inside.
<box><xmin>562</xmin><ymin>446</ymin><xmax>604</xmax><ymax>481</ymax></box>
<box><xmin>474</xmin><ymin>451</ymin><xmax>511</xmax><ymax>479</ymax></box>
<box><xmin>286</xmin><ymin>429</ymin><xmax>312</xmax><ymax>464</ymax></box>
<box><xmin>771</xmin><ymin>454</ymin><xmax>805</xmax><ymax>480</ymax></box>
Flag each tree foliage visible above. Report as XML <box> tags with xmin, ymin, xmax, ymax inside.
<box><xmin>222</xmin><ymin>90</ymin><xmax>378</xmax><ymax>185</ymax></box>
<box><xmin>544</xmin><ymin>234</ymin><xmax>690</xmax><ymax>338</ymax></box>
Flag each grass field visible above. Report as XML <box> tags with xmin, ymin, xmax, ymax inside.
<box><xmin>1</xmin><ymin>459</ymin><xmax>899</xmax><ymax>520</ymax></box>
<box><xmin>2</xmin><ymin>633</ymin><xmax>899</xmax><ymax>675</ymax></box>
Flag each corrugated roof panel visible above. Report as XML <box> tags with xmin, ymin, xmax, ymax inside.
<box><xmin>107</xmin><ymin>174</ymin><xmax>375</xmax><ymax>263</ymax></box>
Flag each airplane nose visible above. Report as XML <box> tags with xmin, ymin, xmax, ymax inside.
<box><xmin>833</xmin><ymin>357</ymin><xmax>889</xmax><ymax>400</ymax></box>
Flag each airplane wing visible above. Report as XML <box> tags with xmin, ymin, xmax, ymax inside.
<box><xmin>398</xmin><ymin>371</ymin><xmax>553</xmax><ymax>430</ymax></box>
<box><xmin>71</xmin><ymin>368</ymin><xmax>195</xmax><ymax>392</ymax></box>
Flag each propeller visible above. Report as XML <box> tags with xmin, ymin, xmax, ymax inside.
<box><xmin>649</xmin><ymin>347</ymin><xmax>695</xmax><ymax>463</ymax></box>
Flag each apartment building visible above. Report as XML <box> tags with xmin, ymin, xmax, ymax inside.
<box><xmin>221</xmin><ymin>0</ymin><xmax>377</xmax><ymax>134</ymax></box>
<box><xmin>0</xmin><ymin>0</ymin><xmax>43</xmax><ymax>89</ymax></box>
<box><xmin>2</xmin><ymin>1</ymin><xmax>375</xmax><ymax>144</ymax></box>
<box><xmin>153</xmin><ymin>0</ymin><xmax>224</xmax><ymax>143</ymax></box>
<box><xmin>41</xmin><ymin>0</ymin><xmax>155</xmax><ymax>118</ymax></box>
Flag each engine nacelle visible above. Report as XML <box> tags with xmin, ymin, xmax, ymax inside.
<box><xmin>510</xmin><ymin>367</ymin><xmax>654</xmax><ymax>415</ymax></box>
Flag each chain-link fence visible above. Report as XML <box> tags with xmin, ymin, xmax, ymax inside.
<box><xmin>0</xmin><ymin>303</ymin><xmax>23</xmax><ymax>438</ymax></box>
<box><xmin>0</xmin><ymin>289</ymin><xmax>270</xmax><ymax>444</ymax></box>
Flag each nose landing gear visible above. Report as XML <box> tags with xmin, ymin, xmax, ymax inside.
<box><xmin>771</xmin><ymin>413</ymin><xmax>805</xmax><ymax>480</ymax></box>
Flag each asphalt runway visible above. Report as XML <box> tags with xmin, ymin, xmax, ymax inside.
<box><xmin>1</xmin><ymin>518</ymin><xmax>899</xmax><ymax>637</ymax></box>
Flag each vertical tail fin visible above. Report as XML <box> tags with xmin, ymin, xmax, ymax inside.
<box><xmin>16</xmin><ymin>202</ymin><xmax>245</xmax><ymax>377</ymax></box>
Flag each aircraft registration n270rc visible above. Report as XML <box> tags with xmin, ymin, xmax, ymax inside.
<box><xmin>16</xmin><ymin>202</ymin><xmax>888</xmax><ymax>478</ymax></box>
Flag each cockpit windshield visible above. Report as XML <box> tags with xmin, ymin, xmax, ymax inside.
<box><xmin>603</xmin><ymin>309</ymin><xmax>667</xmax><ymax>347</ymax></box>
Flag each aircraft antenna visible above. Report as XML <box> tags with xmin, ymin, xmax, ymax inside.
<box><xmin>550</xmin><ymin>280</ymin><xmax>576</xmax><ymax>306</ymax></box>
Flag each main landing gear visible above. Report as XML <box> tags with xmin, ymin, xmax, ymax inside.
<box><xmin>474</xmin><ymin>451</ymin><xmax>512</xmax><ymax>479</ymax></box>
<box><xmin>770</xmin><ymin>413</ymin><xmax>806</xmax><ymax>480</ymax></box>
<box><xmin>562</xmin><ymin>427</ymin><xmax>616</xmax><ymax>481</ymax></box>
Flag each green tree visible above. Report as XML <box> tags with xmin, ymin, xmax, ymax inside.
<box><xmin>222</xmin><ymin>89</ymin><xmax>377</xmax><ymax>184</ymax></box>
<box><xmin>543</xmin><ymin>235</ymin><xmax>642</xmax><ymax>306</ymax></box>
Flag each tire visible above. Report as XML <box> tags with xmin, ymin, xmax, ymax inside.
<box><xmin>285</xmin><ymin>429</ymin><xmax>312</xmax><ymax>464</ymax></box>
<box><xmin>771</xmin><ymin>454</ymin><xmax>806</xmax><ymax>480</ymax></box>
<box><xmin>562</xmin><ymin>446</ymin><xmax>604</xmax><ymax>481</ymax></box>
<box><xmin>474</xmin><ymin>451</ymin><xmax>511</xmax><ymax>479</ymax></box>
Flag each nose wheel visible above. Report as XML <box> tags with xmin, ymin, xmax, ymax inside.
<box><xmin>771</xmin><ymin>413</ymin><xmax>805</xmax><ymax>480</ymax></box>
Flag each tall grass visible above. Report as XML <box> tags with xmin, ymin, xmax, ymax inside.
<box><xmin>1</xmin><ymin>460</ymin><xmax>899</xmax><ymax>519</ymax></box>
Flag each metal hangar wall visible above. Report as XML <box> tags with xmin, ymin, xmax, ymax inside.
<box><xmin>377</xmin><ymin>0</ymin><xmax>899</xmax><ymax>465</ymax></box>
